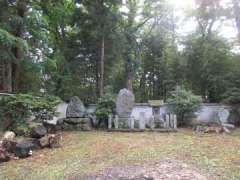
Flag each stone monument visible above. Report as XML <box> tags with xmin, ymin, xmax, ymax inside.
<box><xmin>66</xmin><ymin>96</ymin><xmax>86</xmax><ymax>118</ymax></box>
<box><xmin>139</xmin><ymin>112</ymin><xmax>146</xmax><ymax>130</ymax></box>
<box><xmin>61</xmin><ymin>96</ymin><xmax>91</xmax><ymax>131</ymax></box>
<box><xmin>116</xmin><ymin>89</ymin><xmax>135</xmax><ymax>129</ymax></box>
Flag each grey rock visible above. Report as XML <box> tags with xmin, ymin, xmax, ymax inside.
<box><xmin>15</xmin><ymin>139</ymin><xmax>40</xmax><ymax>158</ymax></box>
<box><xmin>0</xmin><ymin>148</ymin><xmax>10</xmax><ymax>163</ymax></box>
<box><xmin>31</xmin><ymin>125</ymin><xmax>47</xmax><ymax>138</ymax></box>
<box><xmin>77</xmin><ymin>124</ymin><xmax>91</xmax><ymax>131</ymax></box>
<box><xmin>61</xmin><ymin>122</ymin><xmax>74</xmax><ymax>131</ymax></box>
<box><xmin>2</xmin><ymin>131</ymin><xmax>16</xmax><ymax>141</ymax></box>
<box><xmin>39</xmin><ymin>134</ymin><xmax>61</xmax><ymax>148</ymax></box>
<box><xmin>43</xmin><ymin>118</ymin><xmax>63</xmax><ymax>133</ymax></box>
<box><xmin>57</xmin><ymin>118</ymin><xmax>64</xmax><ymax>125</ymax></box>
<box><xmin>43</xmin><ymin>119</ymin><xmax>58</xmax><ymax>126</ymax></box>
<box><xmin>222</xmin><ymin>123</ymin><xmax>235</xmax><ymax>129</ymax></box>
<box><xmin>2</xmin><ymin>140</ymin><xmax>17</xmax><ymax>153</ymax></box>
<box><xmin>116</xmin><ymin>89</ymin><xmax>135</xmax><ymax>118</ymax></box>
<box><xmin>66</xmin><ymin>96</ymin><xmax>86</xmax><ymax>118</ymax></box>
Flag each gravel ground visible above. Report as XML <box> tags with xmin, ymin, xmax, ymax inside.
<box><xmin>72</xmin><ymin>159</ymin><xmax>214</xmax><ymax>180</ymax></box>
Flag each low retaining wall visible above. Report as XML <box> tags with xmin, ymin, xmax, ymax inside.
<box><xmin>55</xmin><ymin>103</ymin><xmax>239</xmax><ymax>126</ymax></box>
<box><xmin>131</xmin><ymin>103</ymin><xmax>236</xmax><ymax>125</ymax></box>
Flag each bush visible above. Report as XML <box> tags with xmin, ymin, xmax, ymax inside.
<box><xmin>0</xmin><ymin>94</ymin><xmax>61</xmax><ymax>132</ymax></box>
<box><xmin>168</xmin><ymin>89</ymin><xmax>202</xmax><ymax>126</ymax></box>
<box><xmin>95</xmin><ymin>94</ymin><xmax>115</xmax><ymax>128</ymax></box>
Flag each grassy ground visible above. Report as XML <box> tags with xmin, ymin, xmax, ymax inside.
<box><xmin>0</xmin><ymin>129</ymin><xmax>240</xmax><ymax>180</ymax></box>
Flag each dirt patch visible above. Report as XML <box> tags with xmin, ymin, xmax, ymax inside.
<box><xmin>72</xmin><ymin>159</ymin><xmax>213</xmax><ymax>180</ymax></box>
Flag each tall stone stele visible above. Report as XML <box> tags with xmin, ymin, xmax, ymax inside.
<box><xmin>116</xmin><ymin>89</ymin><xmax>135</xmax><ymax>128</ymax></box>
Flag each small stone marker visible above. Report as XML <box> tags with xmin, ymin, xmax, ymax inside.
<box><xmin>149</xmin><ymin>115</ymin><xmax>155</xmax><ymax>129</ymax></box>
<box><xmin>114</xmin><ymin>115</ymin><xmax>119</xmax><ymax>129</ymax></box>
<box><xmin>108</xmin><ymin>114</ymin><xmax>113</xmax><ymax>129</ymax></box>
<box><xmin>139</xmin><ymin>112</ymin><xmax>146</xmax><ymax>130</ymax></box>
<box><xmin>173</xmin><ymin>114</ymin><xmax>177</xmax><ymax>129</ymax></box>
<box><xmin>170</xmin><ymin>114</ymin><xmax>174</xmax><ymax>128</ymax></box>
<box><xmin>129</xmin><ymin>116</ymin><xmax>134</xmax><ymax>129</ymax></box>
<box><xmin>165</xmin><ymin>114</ymin><xmax>170</xmax><ymax>128</ymax></box>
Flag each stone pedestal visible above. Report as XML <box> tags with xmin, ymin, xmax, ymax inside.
<box><xmin>118</xmin><ymin>117</ymin><xmax>132</xmax><ymax>129</ymax></box>
<box><xmin>61</xmin><ymin>117</ymin><xmax>91</xmax><ymax>131</ymax></box>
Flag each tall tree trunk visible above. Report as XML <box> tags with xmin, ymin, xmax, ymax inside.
<box><xmin>0</xmin><ymin>62</ymin><xmax>12</xmax><ymax>93</ymax></box>
<box><xmin>5</xmin><ymin>63</ymin><xmax>12</xmax><ymax>92</ymax></box>
<box><xmin>233</xmin><ymin>0</ymin><xmax>240</xmax><ymax>38</ymax></box>
<box><xmin>125</xmin><ymin>54</ymin><xmax>133</xmax><ymax>92</ymax></box>
<box><xmin>0</xmin><ymin>62</ymin><xmax>9</xmax><ymax>92</ymax></box>
<box><xmin>12</xmin><ymin>0</ymin><xmax>26</xmax><ymax>92</ymax></box>
<box><xmin>96</xmin><ymin>58</ymin><xmax>100</xmax><ymax>97</ymax></box>
<box><xmin>126</xmin><ymin>68</ymin><xmax>133</xmax><ymax>92</ymax></box>
<box><xmin>99</xmin><ymin>36</ymin><xmax>105</xmax><ymax>97</ymax></box>
<box><xmin>139</xmin><ymin>71</ymin><xmax>146</xmax><ymax>102</ymax></box>
<box><xmin>0</xmin><ymin>63</ymin><xmax>3</xmax><ymax>92</ymax></box>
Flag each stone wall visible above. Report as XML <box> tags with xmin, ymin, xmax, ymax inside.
<box><xmin>54</xmin><ymin>103</ymin><xmax>239</xmax><ymax>126</ymax></box>
<box><xmin>193</xmin><ymin>104</ymin><xmax>231</xmax><ymax>124</ymax></box>
<box><xmin>130</xmin><ymin>103</ymin><xmax>236</xmax><ymax>125</ymax></box>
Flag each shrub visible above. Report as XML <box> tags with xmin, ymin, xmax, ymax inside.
<box><xmin>168</xmin><ymin>89</ymin><xmax>202</xmax><ymax>126</ymax></box>
<box><xmin>95</xmin><ymin>94</ymin><xmax>115</xmax><ymax>127</ymax></box>
<box><xmin>0</xmin><ymin>94</ymin><xmax>61</xmax><ymax>132</ymax></box>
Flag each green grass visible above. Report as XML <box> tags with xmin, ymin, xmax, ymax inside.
<box><xmin>1</xmin><ymin>129</ymin><xmax>240</xmax><ymax>180</ymax></box>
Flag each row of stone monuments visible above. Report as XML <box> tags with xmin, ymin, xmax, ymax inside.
<box><xmin>109</xmin><ymin>89</ymin><xmax>177</xmax><ymax>130</ymax></box>
<box><xmin>108</xmin><ymin>113</ymin><xmax>177</xmax><ymax>130</ymax></box>
<box><xmin>60</xmin><ymin>88</ymin><xmax>177</xmax><ymax>131</ymax></box>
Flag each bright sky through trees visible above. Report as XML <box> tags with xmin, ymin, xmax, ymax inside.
<box><xmin>169</xmin><ymin>0</ymin><xmax>238</xmax><ymax>38</ymax></box>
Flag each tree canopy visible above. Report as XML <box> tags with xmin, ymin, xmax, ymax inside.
<box><xmin>0</xmin><ymin>0</ymin><xmax>239</xmax><ymax>104</ymax></box>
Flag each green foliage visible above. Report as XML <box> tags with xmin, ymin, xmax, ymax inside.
<box><xmin>12</xmin><ymin>121</ymin><xmax>32</xmax><ymax>136</ymax></box>
<box><xmin>222</xmin><ymin>88</ymin><xmax>240</xmax><ymax>104</ymax></box>
<box><xmin>95</xmin><ymin>94</ymin><xmax>116</xmax><ymax>124</ymax></box>
<box><xmin>0</xmin><ymin>28</ymin><xmax>28</xmax><ymax>60</ymax></box>
<box><xmin>0</xmin><ymin>28</ymin><xmax>19</xmax><ymax>49</ymax></box>
<box><xmin>19</xmin><ymin>59</ymin><xmax>42</xmax><ymax>93</ymax></box>
<box><xmin>184</xmin><ymin>34</ymin><xmax>231</xmax><ymax>102</ymax></box>
<box><xmin>0</xmin><ymin>0</ymin><xmax>239</xmax><ymax>107</ymax></box>
<box><xmin>168</xmin><ymin>89</ymin><xmax>202</xmax><ymax>126</ymax></box>
<box><xmin>0</xmin><ymin>94</ymin><xmax>62</xmax><ymax>130</ymax></box>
